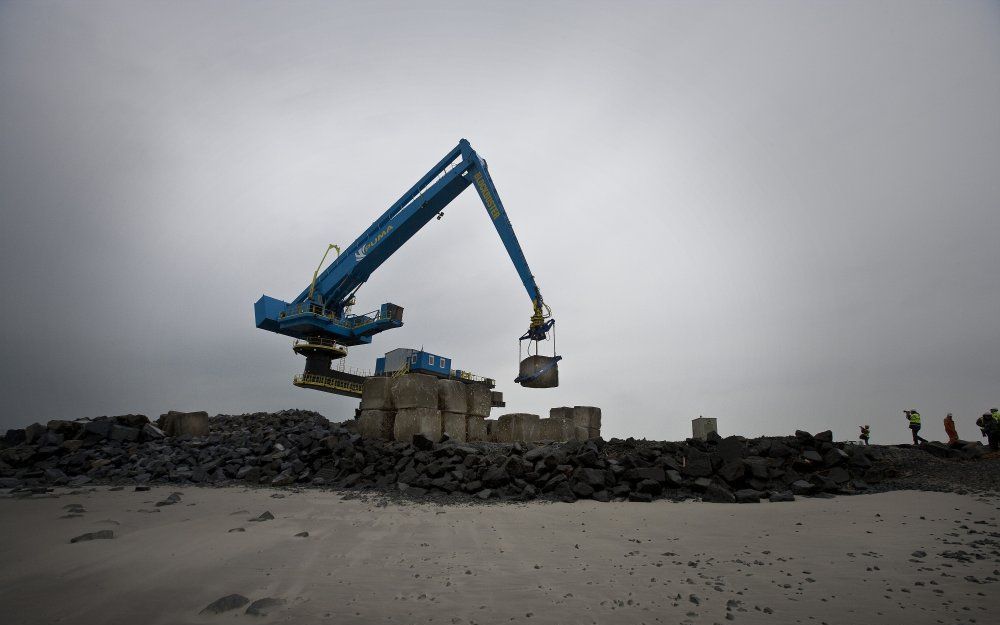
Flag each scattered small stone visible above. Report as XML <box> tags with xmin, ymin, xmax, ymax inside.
<box><xmin>294</xmin><ymin>531</ymin><xmax>309</xmax><ymax>537</ymax></box>
<box><xmin>245</xmin><ymin>597</ymin><xmax>287</xmax><ymax>616</ymax></box>
<box><xmin>200</xmin><ymin>594</ymin><xmax>250</xmax><ymax>614</ymax></box>
<box><xmin>70</xmin><ymin>530</ymin><xmax>114</xmax><ymax>543</ymax></box>
<box><xmin>250</xmin><ymin>511</ymin><xmax>274</xmax><ymax>522</ymax></box>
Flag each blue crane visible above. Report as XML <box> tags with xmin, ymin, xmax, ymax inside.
<box><xmin>254</xmin><ymin>139</ymin><xmax>560</xmax><ymax>389</ymax></box>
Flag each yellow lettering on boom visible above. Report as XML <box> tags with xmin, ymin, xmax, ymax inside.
<box><xmin>474</xmin><ymin>172</ymin><xmax>501</xmax><ymax>220</ymax></box>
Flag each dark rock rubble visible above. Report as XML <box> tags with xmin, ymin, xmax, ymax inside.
<box><xmin>2</xmin><ymin>410</ymin><xmax>997</xmax><ymax>503</ymax></box>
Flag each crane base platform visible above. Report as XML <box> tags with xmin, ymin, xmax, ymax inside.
<box><xmin>293</xmin><ymin>370</ymin><xmax>365</xmax><ymax>398</ymax></box>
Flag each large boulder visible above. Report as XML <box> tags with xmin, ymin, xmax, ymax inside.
<box><xmin>157</xmin><ymin>411</ymin><xmax>209</xmax><ymax>437</ymax></box>
<box><xmin>703</xmin><ymin>483</ymin><xmax>736</xmax><ymax>503</ymax></box>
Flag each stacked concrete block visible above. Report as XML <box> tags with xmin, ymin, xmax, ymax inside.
<box><xmin>390</xmin><ymin>374</ymin><xmax>438</xmax><ymax>409</ymax></box>
<box><xmin>157</xmin><ymin>411</ymin><xmax>209</xmax><ymax>437</ymax></box>
<box><xmin>357</xmin><ymin>410</ymin><xmax>394</xmax><ymax>439</ymax></box>
<box><xmin>438</xmin><ymin>379</ymin><xmax>468</xmax><ymax>442</ymax></box>
<box><xmin>466</xmin><ymin>383</ymin><xmax>492</xmax><ymax>418</ymax></box>
<box><xmin>360</xmin><ymin>378</ymin><xmax>394</xmax><ymax>411</ymax></box>
<box><xmin>466</xmin><ymin>416</ymin><xmax>487</xmax><ymax>442</ymax></box>
<box><xmin>442</xmin><ymin>412</ymin><xmax>467</xmax><ymax>442</ymax></box>
<box><xmin>391</xmin><ymin>374</ymin><xmax>443</xmax><ymax>442</ymax></box>
<box><xmin>551</xmin><ymin>406</ymin><xmax>602</xmax><ymax>441</ymax></box>
<box><xmin>358</xmin><ymin>378</ymin><xmax>396</xmax><ymax>440</ymax></box>
<box><xmin>393</xmin><ymin>407</ymin><xmax>443</xmax><ymax>442</ymax></box>
<box><xmin>485</xmin><ymin>419</ymin><xmax>499</xmax><ymax>442</ymax></box>
<box><xmin>576</xmin><ymin>406</ymin><xmax>602</xmax><ymax>439</ymax></box>
<box><xmin>538</xmin><ymin>416</ymin><xmax>574</xmax><ymax>442</ymax></box>
<box><xmin>496</xmin><ymin>413</ymin><xmax>540</xmax><ymax>443</ymax></box>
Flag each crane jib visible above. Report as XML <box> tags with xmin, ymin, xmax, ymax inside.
<box><xmin>253</xmin><ymin>139</ymin><xmax>559</xmax><ymax>389</ymax></box>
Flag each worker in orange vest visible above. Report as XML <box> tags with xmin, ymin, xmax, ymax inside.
<box><xmin>943</xmin><ymin>413</ymin><xmax>959</xmax><ymax>446</ymax></box>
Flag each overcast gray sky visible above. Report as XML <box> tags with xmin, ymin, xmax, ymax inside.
<box><xmin>1</xmin><ymin>1</ymin><xmax>998</xmax><ymax>444</ymax></box>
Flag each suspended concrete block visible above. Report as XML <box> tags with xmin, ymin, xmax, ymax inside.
<box><xmin>518</xmin><ymin>355</ymin><xmax>559</xmax><ymax>388</ymax></box>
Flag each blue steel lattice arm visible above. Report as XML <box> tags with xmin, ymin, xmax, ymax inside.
<box><xmin>254</xmin><ymin>139</ymin><xmax>553</xmax><ymax>346</ymax></box>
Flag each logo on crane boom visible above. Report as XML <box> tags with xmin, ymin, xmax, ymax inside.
<box><xmin>355</xmin><ymin>225</ymin><xmax>393</xmax><ymax>262</ymax></box>
<box><xmin>473</xmin><ymin>172</ymin><xmax>501</xmax><ymax>220</ymax></box>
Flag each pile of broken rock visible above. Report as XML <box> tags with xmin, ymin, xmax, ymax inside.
<box><xmin>2</xmin><ymin>410</ymin><xmax>968</xmax><ymax>503</ymax></box>
<box><xmin>4</xmin><ymin>411</ymin><xmax>993</xmax><ymax>502</ymax></box>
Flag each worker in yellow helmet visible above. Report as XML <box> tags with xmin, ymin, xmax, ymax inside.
<box><xmin>903</xmin><ymin>409</ymin><xmax>927</xmax><ymax>445</ymax></box>
<box><xmin>858</xmin><ymin>425</ymin><xmax>871</xmax><ymax>446</ymax></box>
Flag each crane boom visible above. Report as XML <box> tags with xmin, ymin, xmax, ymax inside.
<box><xmin>254</xmin><ymin>139</ymin><xmax>554</xmax><ymax>350</ymax></box>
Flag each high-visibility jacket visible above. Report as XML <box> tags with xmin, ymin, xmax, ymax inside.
<box><xmin>992</xmin><ymin>410</ymin><xmax>999</xmax><ymax>425</ymax></box>
<box><xmin>908</xmin><ymin>412</ymin><xmax>921</xmax><ymax>426</ymax></box>
<box><xmin>944</xmin><ymin>418</ymin><xmax>958</xmax><ymax>443</ymax></box>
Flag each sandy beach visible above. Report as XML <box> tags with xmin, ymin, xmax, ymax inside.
<box><xmin>1</xmin><ymin>487</ymin><xmax>996</xmax><ymax>625</ymax></box>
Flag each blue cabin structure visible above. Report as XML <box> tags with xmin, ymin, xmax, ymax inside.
<box><xmin>376</xmin><ymin>348</ymin><xmax>452</xmax><ymax>378</ymax></box>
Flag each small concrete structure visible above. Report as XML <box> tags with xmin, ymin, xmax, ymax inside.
<box><xmin>360</xmin><ymin>378</ymin><xmax>394</xmax><ymax>410</ymax></box>
<box><xmin>441</xmin><ymin>412</ymin><xmax>467</xmax><ymax>442</ymax></box>
<box><xmin>393</xmin><ymin>407</ymin><xmax>443</xmax><ymax>442</ymax></box>
<box><xmin>692</xmin><ymin>416</ymin><xmax>718</xmax><ymax>441</ymax></box>
<box><xmin>157</xmin><ymin>411</ymin><xmax>209</xmax><ymax>438</ymax></box>
<box><xmin>390</xmin><ymin>373</ymin><xmax>438</xmax><ymax>409</ymax></box>
<box><xmin>357</xmin><ymin>410</ymin><xmax>395</xmax><ymax>439</ymax></box>
<box><xmin>466</xmin><ymin>416</ymin><xmax>487</xmax><ymax>442</ymax></box>
<box><xmin>496</xmin><ymin>413</ymin><xmax>540</xmax><ymax>443</ymax></box>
